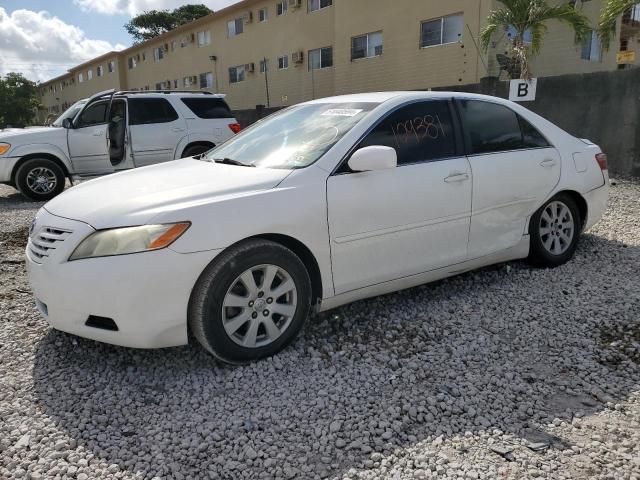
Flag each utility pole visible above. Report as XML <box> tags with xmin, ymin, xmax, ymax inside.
<box><xmin>263</xmin><ymin>57</ymin><xmax>271</xmax><ymax>108</ymax></box>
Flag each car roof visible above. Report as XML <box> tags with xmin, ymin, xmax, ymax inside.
<box><xmin>304</xmin><ymin>91</ymin><xmax>513</xmax><ymax>106</ymax></box>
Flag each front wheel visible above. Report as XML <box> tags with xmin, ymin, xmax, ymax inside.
<box><xmin>528</xmin><ymin>193</ymin><xmax>582</xmax><ymax>268</ymax></box>
<box><xmin>188</xmin><ymin>239</ymin><xmax>312</xmax><ymax>364</ymax></box>
<box><xmin>15</xmin><ymin>158</ymin><xmax>66</xmax><ymax>201</ymax></box>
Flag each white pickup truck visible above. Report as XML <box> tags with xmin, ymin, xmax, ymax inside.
<box><xmin>0</xmin><ymin>89</ymin><xmax>240</xmax><ymax>200</ymax></box>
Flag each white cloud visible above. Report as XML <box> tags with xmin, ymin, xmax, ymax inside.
<box><xmin>0</xmin><ymin>8</ymin><xmax>125</xmax><ymax>83</ymax></box>
<box><xmin>73</xmin><ymin>0</ymin><xmax>239</xmax><ymax>17</ymax></box>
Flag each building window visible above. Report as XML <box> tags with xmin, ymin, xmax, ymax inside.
<box><xmin>506</xmin><ymin>25</ymin><xmax>533</xmax><ymax>44</ymax></box>
<box><xmin>581</xmin><ymin>31</ymin><xmax>602</xmax><ymax>62</ymax></box>
<box><xmin>200</xmin><ymin>71</ymin><xmax>214</xmax><ymax>88</ymax></box>
<box><xmin>87</xmin><ymin>69</ymin><xmax>93</xmax><ymax>80</ymax></box>
<box><xmin>108</xmin><ymin>60</ymin><xmax>115</xmax><ymax>73</ymax></box>
<box><xmin>155</xmin><ymin>82</ymin><xmax>163</xmax><ymax>90</ymax></box>
<box><xmin>154</xmin><ymin>47</ymin><xmax>164</xmax><ymax>61</ymax></box>
<box><xmin>197</xmin><ymin>30</ymin><xmax>211</xmax><ymax>46</ymax></box>
<box><xmin>97</xmin><ymin>65</ymin><xmax>104</xmax><ymax>76</ymax></box>
<box><xmin>181</xmin><ymin>36</ymin><xmax>190</xmax><ymax>47</ymax></box>
<box><xmin>260</xmin><ymin>59</ymin><xmax>269</xmax><ymax>73</ymax></box>
<box><xmin>276</xmin><ymin>1</ymin><xmax>287</xmax><ymax>15</ymax></box>
<box><xmin>351</xmin><ymin>31</ymin><xmax>383</xmax><ymax>60</ymax></box>
<box><xmin>171</xmin><ymin>40</ymin><xmax>177</xmax><ymax>51</ymax></box>
<box><xmin>259</xmin><ymin>8</ymin><xmax>268</xmax><ymax>22</ymax></box>
<box><xmin>142</xmin><ymin>52</ymin><xmax>146</xmax><ymax>61</ymax></box>
<box><xmin>183</xmin><ymin>76</ymin><xmax>194</xmax><ymax>87</ymax></box>
<box><xmin>309</xmin><ymin>47</ymin><xmax>333</xmax><ymax>70</ymax></box>
<box><xmin>228</xmin><ymin>18</ymin><xmax>243</xmax><ymax>37</ymax></box>
<box><xmin>278</xmin><ymin>55</ymin><xmax>289</xmax><ymax>69</ymax></box>
<box><xmin>308</xmin><ymin>0</ymin><xmax>332</xmax><ymax>12</ymax></box>
<box><xmin>128</xmin><ymin>57</ymin><xmax>137</xmax><ymax>69</ymax></box>
<box><xmin>229</xmin><ymin>65</ymin><xmax>246</xmax><ymax>83</ymax></box>
<box><xmin>174</xmin><ymin>79</ymin><xmax>179</xmax><ymax>88</ymax></box>
<box><xmin>420</xmin><ymin>13</ymin><xmax>463</xmax><ymax>47</ymax></box>
<box><xmin>78</xmin><ymin>72</ymin><xmax>84</xmax><ymax>83</ymax></box>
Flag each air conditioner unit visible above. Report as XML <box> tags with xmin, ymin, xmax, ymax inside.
<box><xmin>243</xmin><ymin>11</ymin><xmax>253</xmax><ymax>24</ymax></box>
<box><xmin>292</xmin><ymin>51</ymin><xmax>304</xmax><ymax>63</ymax></box>
<box><xmin>245</xmin><ymin>62</ymin><xmax>255</xmax><ymax>72</ymax></box>
<box><xmin>289</xmin><ymin>0</ymin><xmax>302</xmax><ymax>8</ymax></box>
<box><xmin>374</xmin><ymin>45</ymin><xmax>383</xmax><ymax>55</ymax></box>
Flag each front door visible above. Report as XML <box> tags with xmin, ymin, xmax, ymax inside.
<box><xmin>67</xmin><ymin>100</ymin><xmax>115</xmax><ymax>175</ymax></box>
<box><xmin>128</xmin><ymin>97</ymin><xmax>187</xmax><ymax>166</ymax></box>
<box><xmin>107</xmin><ymin>99</ymin><xmax>134</xmax><ymax>170</ymax></box>
<box><xmin>456</xmin><ymin>99</ymin><xmax>562</xmax><ymax>259</ymax></box>
<box><xmin>327</xmin><ymin>100</ymin><xmax>472</xmax><ymax>295</ymax></box>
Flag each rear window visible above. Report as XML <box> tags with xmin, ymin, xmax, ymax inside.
<box><xmin>128</xmin><ymin>98</ymin><xmax>179</xmax><ymax>125</ymax></box>
<box><xmin>180</xmin><ymin>97</ymin><xmax>233</xmax><ymax>119</ymax></box>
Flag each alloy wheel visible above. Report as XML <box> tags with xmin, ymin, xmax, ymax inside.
<box><xmin>26</xmin><ymin>167</ymin><xmax>58</xmax><ymax>194</ymax></box>
<box><xmin>539</xmin><ymin>200</ymin><xmax>575</xmax><ymax>255</ymax></box>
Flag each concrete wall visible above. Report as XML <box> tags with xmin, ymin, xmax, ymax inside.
<box><xmin>434</xmin><ymin>69</ymin><xmax>640</xmax><ymax>176</ymax></box>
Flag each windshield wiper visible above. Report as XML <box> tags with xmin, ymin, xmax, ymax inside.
<box><xmin>213</xmin><ymin>158</ymin><xmax>255</xmax><ymax>167</ymax></box>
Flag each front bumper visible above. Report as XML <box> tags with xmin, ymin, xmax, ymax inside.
<box><xmin>0</xmin><ymin>157</ymin><xmax>19</xmax><ymax>183</ymax></box>
<box><xmin>25</xmin><ymin>209</ymin><xmax>221</xmax><ymax>348</ymax></box>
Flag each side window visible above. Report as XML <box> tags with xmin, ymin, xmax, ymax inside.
<box><xmin>519</xmin><ymin>115</ymin><xmax>550</xmax><ymax>148</ymax></box>
<box><xmin>358</xmin><ymin>101</ymin><xmax>457</xmax><ymax>165</ymax></box>
<box><xmin>458</xmin><ymin>100</ymin><xmax>522</xmax><ymax>154</ymax></box>
<box><xmin>76</xmin><ymin>102</ymin><xmax>107</xmax><ymax>127</ymax></box>
<box><xmin>180</xmin><ymin>98</ymin><xmax>233</xmax><ymax>119</ymax></box>
<box><xmin>128</xmin><ymin>98</ymin><xmax>179</xmax><ymax>125</ymax></box>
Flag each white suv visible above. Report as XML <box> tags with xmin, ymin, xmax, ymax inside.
<box><xmin>0</xmin><ymin>90</ymin><xmax>240</xmax><ymax>200</ymax></box>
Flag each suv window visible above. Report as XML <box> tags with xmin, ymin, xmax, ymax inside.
<box><xmin>458</xmin><ymin>100</ymin><xmax>549</xmax><ymax>154</ymax></box>
<box><xmin>358</xmin><ymin>100</ymin><xmax>457</xmax><ymax>165</ymax></box>
<box><xmin>128</xmin><ymin>98</ymin><xmax>179</xmax><ymax>125</ymax></box>
<box><xmin>180</xmin><ymin>97</ymin><xmax>233</xmax><ymax>119</ymax></box>
<box><xmin>76</xmin><ymin>102</ymin><xmax>107</xmax><ymax>128</ymax></box>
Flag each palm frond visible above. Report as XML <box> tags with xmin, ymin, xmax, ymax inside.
<box><xmin>597</xmin><ymin>0</ymin><xmax>638</xmax><ymax>50</ymax></box>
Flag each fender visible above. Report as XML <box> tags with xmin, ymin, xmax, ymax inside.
<box><xmin>172</xmin><ymin>133</ymin><xmax>192</xmax><ymax>160</ymax></box>
<box><xmin>173</xmin><ymin>134</ymin><xmax>215</xmax><ymax>160</ymax></box>
<box><xmin>10</xmin><ymin>143</ymin><xmax>73</xmax><ymax>173</ymax></box>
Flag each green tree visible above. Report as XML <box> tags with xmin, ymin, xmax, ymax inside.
<box><xmin>0</xmin><ymin>72</ymin><xmax>40</xmax><ymax>128</ymax></box>
<box><xmin>124</xmin><ymin>4</ymin><xmax>213</xmax><ymax>43</ymax></box>
<box><xmin>481</xmin><ymin>0</ymin><xmax>591</xmax><ymax>79</ymax></box>
<box><xmin>597</xmin><ymin>0</ymin><xmax>640</xmax><ymax>49</ymax></box>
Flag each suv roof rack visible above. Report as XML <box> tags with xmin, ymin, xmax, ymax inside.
<box><xmin>115</xmin><ymin>90</ymin><xmax>215</xmax><ymax>96</ymax></box>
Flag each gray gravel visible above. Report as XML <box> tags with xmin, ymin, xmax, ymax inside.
<box><xmin>1</xmin><ymin>178</ymin><xmax>639</xmax><ymax>480</ymax></box>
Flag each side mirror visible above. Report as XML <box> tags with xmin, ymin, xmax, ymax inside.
<box><xmin>348</xmin><ymin>145</ymin><xmax>397</xmax><ymax>172</ymax></box>
<box><xmin>62</xmin><ymin>118</ymin><xmax>73</xmax><ymax>129</ymax></box>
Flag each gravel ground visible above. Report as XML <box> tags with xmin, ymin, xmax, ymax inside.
<box><xmin>1</xmin><ymin>178</ymin><xmax>639</xmax><ymax>480</ymax></box>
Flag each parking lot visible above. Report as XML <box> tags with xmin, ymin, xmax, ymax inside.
<box><xmin>0</xmin><ymin>178</ymin><xmax>639</xmax><ymax>479</ymax></box>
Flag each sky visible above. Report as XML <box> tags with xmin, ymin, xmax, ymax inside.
<box><xmin>0</xmin><ymin>0</ymin><xmax>240</xmax><ymax>83</ymax></box>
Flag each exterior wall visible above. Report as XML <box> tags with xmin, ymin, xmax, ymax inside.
<box><xmin>36</xmin><ymin>0</ymin><xmax>631</xmax><ymax>119</ymax></box>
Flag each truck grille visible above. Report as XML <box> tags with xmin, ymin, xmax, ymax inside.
<box><xmin>29</xmin><ymin>227</ymin><xmax>73</xmax><ymax>263</ymax></box>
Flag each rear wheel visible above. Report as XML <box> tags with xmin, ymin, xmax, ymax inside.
<box><xmin>15</xmin><ymin>158</ymin><xmax>66</xmax><ymax>201</ymax></box>
<box><xmin>188</xmin><ymin>239</ymin><xmax>312</xmax><ymax>364</ymax></box>
<box><xmin>181</xmin><ymin>144</ymin><xmax>212</xmax><ymax>158</ymax></box>
<box><xmin>528</xmin><ymin>193</ymin><xmax>582</xmax><ymax>268</ymax></box>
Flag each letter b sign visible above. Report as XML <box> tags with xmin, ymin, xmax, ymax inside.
<box><xmin>509</xmin><ymin>78</ymin><xmax>537</xmax><ymax>102</ymax></box>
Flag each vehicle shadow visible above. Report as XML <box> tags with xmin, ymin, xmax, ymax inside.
<box><xmin>30</xmin><ymin>234</ymin><xmax>640</xmax><ymax>479</ymax></box>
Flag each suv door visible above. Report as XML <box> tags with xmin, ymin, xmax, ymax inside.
<box><xmin>327</xmin><ymin>100</ymin><xmax>472</xmax><ymax>295</ymax></box>
<box><xmin>128</xmin><ymin>97</ymin><xmax>187</xmax><ymax>166</ymax></box>
<box><xmin>67</xmin><ymin>100</ymin><xmax>115</xmax><ymax>174</ymax></box>
<box><xmin>456</xmin><ymin>99</ymin><xmax>561</xmax><ymax>259</ymax></box>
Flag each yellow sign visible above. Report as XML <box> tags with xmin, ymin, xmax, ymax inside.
<box><xmin>616</xmin><ymin>50</ymin><xmax>636</xmax><ymax>64</ymax></box>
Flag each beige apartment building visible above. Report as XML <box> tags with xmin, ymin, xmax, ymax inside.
<box><xmin>37</xmin><ymin>0</ymin><xmax>638</xmax><ymax>122</ymax></box>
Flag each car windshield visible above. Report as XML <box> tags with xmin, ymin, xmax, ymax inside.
<box><xmin>203</xmin><ymin>102</ymin><xmax>379</xmax><ymax>169</ymax></box>
<box><xmin>51</xmin><ymin>100</ymin><xmax>88</xmax><ymax>127</ymax></box>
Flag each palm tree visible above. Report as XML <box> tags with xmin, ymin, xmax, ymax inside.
<box><xmin>481</xmin><ymin>0</ymin><xmax>591</xmax><ymax>79</ymax></box>
<box><xmin>597</xmin><ymin>0</ymin><xmax>640</xmax><ymax>50</ymax></box>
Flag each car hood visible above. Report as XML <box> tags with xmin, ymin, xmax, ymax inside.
<box><xmin>44</xmin><ymin>159</ymin><xmax>292</xmax><ymax>229</ymax></box>
<box><xmin>0</xmin><ymin>126</ymin><xmax>64</xmax><ymax>143</ymax></box>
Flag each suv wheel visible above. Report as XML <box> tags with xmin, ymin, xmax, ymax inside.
<box><xmin>188</xmin><ymin>239</ymin><xmax>312</xmax><ymax>364</ymax></box>
<box><xmin>15</xmin><ymin>158</ymin><xmax>66</xmax><ymax>201</ymax></box>
<box><xmin>182</xmin><ymin>144</ymin><xmax>212</xmax><ymax>158</ymax></box>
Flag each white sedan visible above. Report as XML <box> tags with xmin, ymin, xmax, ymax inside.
<box><xmin>26</xmin><ymin>92</ymin><xmax>609</xmax><ymax>363</ymax></box>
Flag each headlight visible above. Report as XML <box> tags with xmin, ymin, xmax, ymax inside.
<box><xmin>69</xmin><ymin>222</ymin><xmax>190</xmax><ymax>261</ymax></box>
<box><xmin>0</xmin><ymin>143</ymin><xmax>11</xmax><ymax>155</ymax></box>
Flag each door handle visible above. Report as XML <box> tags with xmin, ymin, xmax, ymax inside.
<box><xmin>540</xmin><ymin>158</ymin><xmax>557</xmax><ymax>168</ymax></box>
<box><xmin>93</xmin><ymin>129</ymin><xmax>104</xmax><ymax>136</ymax></box>
<box><xmin>444</xmin><ymin>173</ymin><xmax>470</xmax><ymax>183</ymax></box>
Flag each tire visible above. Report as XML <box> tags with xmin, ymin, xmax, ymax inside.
<box><xmin>188</xmin><ymin>239</ymin><xmax>312</xmax><ymax>364</ymax></box>
<box><xmin>15</xmin><ymin>158</ymin><xmax>66</xmax><ymax>201</ymax></box>
<box><xmin>528</xmin><ymin>193</ymin><xmax>582</xmax><ymax>268</ymax></box>
<box><xmin>181</xmin><ymin>144</ymin><xmax>212</xmax><ymax>158</ymax></box>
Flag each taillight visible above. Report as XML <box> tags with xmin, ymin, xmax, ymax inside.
<box><xmin>595</xmin><ymin>153</ymin><xmax>607</xmax><ymax>171</ymax></box>
<box><xmin>228</xmin><ymin>123</ymin><xmax>241</xmax><ymax>134</ymax></box>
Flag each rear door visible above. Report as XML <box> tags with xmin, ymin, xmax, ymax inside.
<box><xmin>456</xmin><ymin>99</ymin><xmax>561</xmax><ymax>259</ymax></box>
<box><xmin>179</xmin><ymin>96</ymin><xmax>237</xmax><ymax>145</ymax></box>
<box><xmin>67</xmin><ymin>100</ymin><xmax>115</xmax><ymax>175</ymax></box>
<box><xmin>128</xmin><ymin>97</ymin><xmax>187</xmax><ymax>166</ymax></box>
